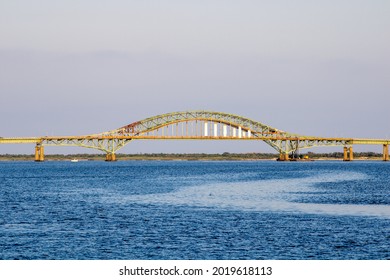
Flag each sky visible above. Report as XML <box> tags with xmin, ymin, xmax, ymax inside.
<box><xmin>0</xmin><ymin>0</ymin><xmax>389</xmax><ymax>154</ymax></box>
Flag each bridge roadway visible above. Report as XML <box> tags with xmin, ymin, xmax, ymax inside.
<box><xmin>0</xmin><ymin>110</ymin><xmax>389</xmax><ymax>161</ymax></box>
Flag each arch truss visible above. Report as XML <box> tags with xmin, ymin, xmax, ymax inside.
<box><xmin>40</xmin><ymin>111</ymin><xmax>358</xmax><ymax>156</ymax></box>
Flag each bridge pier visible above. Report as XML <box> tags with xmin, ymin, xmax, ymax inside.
<box><xmin>278</xmin><ymin>153</ymin><xmax>289</xmax><ymax>161</ymax></box>
<box><xmin>343</xmin><ymin>146</ymin><xmax>353</xmax><ymax>161</ymax></box>
<box><xmin>105</xmin><ymin>153</ymin><xmax>117</xmax><ymax>161</ymax></box>
<box><xmin>383</xmin><ymin>144</ymin><xmax>389</xmax><ymax>161</ymax></box>
<box><xmin>34</xmin><ymin>145</ymin><xmax>44</xmax><ymax>162</ymax></box>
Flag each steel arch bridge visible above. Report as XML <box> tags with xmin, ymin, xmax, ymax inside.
<box><xmin>1</xmin><ymin>110</ymin><xmax>389</xmax><ymax>161</ymax></box>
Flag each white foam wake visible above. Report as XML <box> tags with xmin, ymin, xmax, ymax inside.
<box><xmin>111</xmin><ymin>172</ymin><xmax>390</xmax><ymax>218</ymax></box>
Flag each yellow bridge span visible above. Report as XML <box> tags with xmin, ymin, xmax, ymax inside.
<box><xmin>1</xmin><ymin>111</ymin><xmax>389</xmax><ymax>161</ymax></box>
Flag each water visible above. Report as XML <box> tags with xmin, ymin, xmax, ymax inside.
<box><xmin>0</xmin><ymin>160</ymin><xmax>389</xmax><ymax>259</ymax></box>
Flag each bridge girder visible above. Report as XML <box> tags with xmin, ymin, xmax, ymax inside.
<box><xmin>42</xmin><ymin>138</ymin><xmax>132</xmax><ymax>154</ymax></box>
<box><xmin>265</xmin><ymin>138</ymin><xmax>353</xmax><ymax>155</ymax></box>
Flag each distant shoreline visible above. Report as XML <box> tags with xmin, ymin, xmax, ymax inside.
<box><xmin>0</xmin><ymin>152</ymin><xmax>384</xmax><ymax>161</ymax></box>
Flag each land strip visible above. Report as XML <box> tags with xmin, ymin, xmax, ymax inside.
<box><xmin>0</xmin><ymin>152</ymin><xmax>384</xmax><ymax>161</ymax></box>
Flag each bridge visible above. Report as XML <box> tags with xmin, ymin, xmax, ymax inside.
<box><xmin>1</xmin><ymin>110</ymin><xmax>389</xmax><ymax>161</ymax></box>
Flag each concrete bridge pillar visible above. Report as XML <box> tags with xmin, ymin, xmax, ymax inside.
<box><xmin>343</xmin><ymin>147</ymin><xmax>353</xmax><ymax>161</ymax></box>
<box><xmin>34</xmin><ymin>146</ymin><xmax>40</xmax><ymax>161</ymax></box>
<box><xmin>383</xmin><ymin>144</ymin><xmax>389</xmax><ymax>161</ymax></box>
<box><xmin>35</xmin><ymin>145</ymin><xmax>44</xmax><ymax>162</ymax></box>
<box><xmin>105</xmin><ymin>153</ymin><xmax>117</xmax><ymax>161</ymax></box>
<box><xmin>279</xmin><ymin>153</ymin><xmax>289</xmax><ymax>161</ymax></box>
<box><xmin>343</xmin><ymin>147</ymin><xmax>348</xmax><ymax>161</ymax></box>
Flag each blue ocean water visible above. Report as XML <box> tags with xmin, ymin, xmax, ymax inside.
<box><xmin>0</xmin><ymin>160</ymin><xmax>389</xmax><ymax>260</ymax></box>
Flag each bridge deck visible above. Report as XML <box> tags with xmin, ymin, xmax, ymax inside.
<box><xmin>1</xmin><ymin>136</ymin><xmax>389</xmax><ymax>144</ymax></box>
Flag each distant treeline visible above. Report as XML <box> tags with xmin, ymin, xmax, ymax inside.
<box><xmin>0</xmin><ymin>152</ymin><xmax>384</xmax><ymax>161</ymax></box>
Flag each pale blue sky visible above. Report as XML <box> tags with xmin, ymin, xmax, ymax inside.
<box><xmin>1</xmin><ymin>1</ymin><xmax>389</xmax><ymax>154</ymax></box>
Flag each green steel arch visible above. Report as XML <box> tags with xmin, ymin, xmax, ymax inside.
<box><xmin>104</xmin><ymin>110</ymin><xmax>290</xmax><ymax>137</ymax></box>
<box><xmin>96</xmin><ymin>110</ymin><xmax>315</xmax><ymax>155</ymax></box>
<box><xmin>84</xmin><ymin>110</ymin><xmax>357</xmax><ymax>155</ymax></box>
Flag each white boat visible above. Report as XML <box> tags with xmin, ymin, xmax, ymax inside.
<box><xmin>70</xmin><ymin>159</ymin><xmax>79</xmax><ymax>162</ymax></box>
